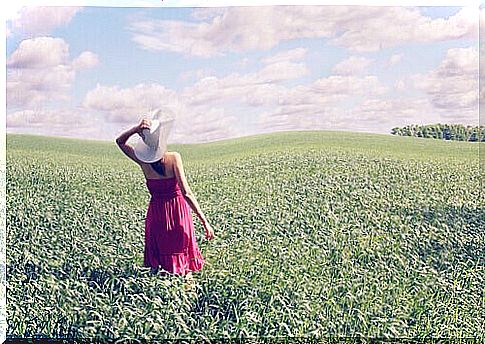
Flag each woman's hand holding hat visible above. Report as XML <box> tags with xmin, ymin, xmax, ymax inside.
<box><xmin>137</xmin><ymin>118</ymin><xmax>151</xmax><ymax>139</ymax></box>
<box><xmin>133</xmin><ymin>109</ymin><xmax>172</xmax><ymax>163</ymax></box>
<box><xmin>137</xmin><ymin>118</ymin><xmax>150</xmax><ymax>133</ymax></box>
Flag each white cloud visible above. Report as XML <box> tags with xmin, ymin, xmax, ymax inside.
<box><xmin>178</xmin><ymin>68</ymin><xmax>214</xmax><ymax>82</ymax></box>
<box><xmin>257</xmin><ymin>95</ymin><xmax>448</xmax><ymax>135</ymax></box>
<box><xmin>258</xmin><ymin>104</ymin><xmax>345</xmax><ymax>132</ymax></box>
<box><xmin>171</xmin><ymin>107</ymin><xmax>240</xmax><ymax>143</ymax></box>
<box><xmin>388</xmin><ymin>54</ymin><xmax>403</xmax><ymax>66</ymax></box>
<box><xmin>330</xmin><ymin>6</ymin><xmax>478</xmax><ymax>52</ymax></box>
<box><xmin>254</xmin><ymin>54</ymin><xmax>472</xmax><ymax>134</ymax></box>
<box><xmin>433</xmin><ymin>46</ymin><xmax>477</xmax><ymax>76</ymax></box>
<box><xmin>182</xmin><ymin>60</ymin><xmax>309</xmax><ymax>107</ymax></box>
<box><xmin>412</xmin><ymin>46</ymin><xmax>478</xmax><ymax>121</ymax></box>
<box><xmin>72</xmin><ymin>51</ymin><xmax>100</xmax><ymax>70</ymax></box>
<box><xmin>394</xmin><ymin>79</ymin><xmax>406</xmax><ymax>91</ymax></box>
<box><xmin>7</xmin><ymin>37</ymin><xmax>99</xmax><ymax>108</ymax></box>
<box><xmin>180</xmin><ymin>58</ymin><xmax>388</xmax><ymax>136</ymax></box>
<box><xmin>262</xmin><ymin>47</ymin><xmax>307</xmax><ymax>64</ymax></box>
<box><xmin>82</xmin><ymin>82</ymin><xmax>241</xmax><ymax>143</ymax></box>
<box><xmin>353</xmin><ymin>98</ymin><xmax>435</xmax><ymax>123</ymax></box>
<box><xmin>128</xmin><ymin>6</ymin><xmax>478</xmax><ymax>57</ymax></box>
<box><xmin>8</xmin><ymin>108</ymin><xmax>88</xmax><ymax>128</ymax></box>
<box><xmin>7</xmin><ymin>37</ymin><xmax>70</xmax><ymax>68</ymax></box>
<box><xmin>236</xmin><ymin>57</ymin><xmax>252</xmax><ymax>69</ymax></box>
<box><xmin>7</xmin><ymin>65</ymin><xmax>75</xmax><ymax>106</ymax></box>
<box><xmin>310</xmin><ymin>75</ymin><xmax>387</xmax><ymax>97</ymax></box>
<box><xmin>257</xmin><ymin>61</ymin><xmax>309</xmax><ymax>82</ymax></box>
<box><xmin>9</xmin><ymin>6</ymin><xmax>82</xmax><ymax>36</ymax></box>
<box><xmin>82</xmin><ymin>83</ymin><xmax>180</xmax><ymax>123</ymax></box>
<box><xmin>331</xmin><ymin>56</ymin><xmax>373</xmax><ymax>75</ymax></box>
<box><xmin>255</xmin><ymin>74</ymin><xmax>389</xmax><ymax>132</ymax></box>
<box><xmin>247</xmin><ymin>75</ymin><xmax>387</xmax><ymax>108</ymax></box>
<box><xmin>345</xmin><ymin>98</ymin><xmax>444</xmax><ymax>133</ymax></box>
<box><xmin>6</xmin><ymin>107</ymin><xmax>111</xmax><ymax>141</ymax></box>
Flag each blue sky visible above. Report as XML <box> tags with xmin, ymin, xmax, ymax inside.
<box><xmin>5</xmin><ymin>3</ymin><xmax>480</xmax><ymax>143</ymax></box>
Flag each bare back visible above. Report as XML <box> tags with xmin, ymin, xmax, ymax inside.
<box><xmin>140</xmin><ymin>152</ymin><xmax>176</xmax><ymax>180</ymax></box>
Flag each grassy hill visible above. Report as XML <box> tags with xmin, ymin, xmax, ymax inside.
<box><xmin>6</xmin><ymin>130</ymin><xmax>480</xmax><ymax>161</ymax></box>
<box><xmin>5</xmin><ymin>131</ymin><xmax>484</xmax><ymax>339</ymax></box>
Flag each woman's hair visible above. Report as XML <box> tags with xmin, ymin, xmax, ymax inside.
<box><xmin>150</xmin><ymin>159</ymin><xmax>165</xmax><ymax>177</ymax></box>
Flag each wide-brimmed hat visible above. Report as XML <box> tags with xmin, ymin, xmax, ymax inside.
<box><xmin>134</xmin><ymin>108</ymin><xmax>175</xmax><ymax>163</ymax></box>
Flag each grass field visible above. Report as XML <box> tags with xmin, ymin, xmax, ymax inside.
<box><xmin>6</xmin><ymin>130</ymin><xmax>484</xmax><ymax>339</ymax></box>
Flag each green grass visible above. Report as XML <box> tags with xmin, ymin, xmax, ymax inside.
<box><xmin>6</xmin><ymin>131</ymin><xmax>484</xmax><ymax>339</ymax></box>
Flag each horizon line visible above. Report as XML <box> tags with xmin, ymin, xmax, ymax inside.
<box><xmin>6</xmin><ymin>128</ymin><xmax>399</xmax><ymax>145</ymax></box>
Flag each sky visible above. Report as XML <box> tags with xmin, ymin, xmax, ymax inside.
<box><xmin>4</xmin><ymin>1</ymin><xmax>482</xmax><ymax>144</ymax></box>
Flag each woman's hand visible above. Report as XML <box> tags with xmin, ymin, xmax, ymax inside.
<box><xmin>204</xmin><ymin>222</ymin><xmax>215</xmax><ymax>241</ymax></box>
<box><xmin>137</xmin><ymin>119</ymin><xmax>151</xmax><ymax>138</ymax></box>
<box><xmin>116</xmin><ymin>119</ymin><xmax>149</xmax><ymax>146</ymax></box>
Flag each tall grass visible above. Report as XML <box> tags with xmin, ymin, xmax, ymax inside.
<box><xmin>6</xmin><ymin>131</ymin><xmax>484</xmax><ymax>339</ymax></box>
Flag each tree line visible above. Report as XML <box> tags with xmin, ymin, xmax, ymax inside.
<box><xmin>391</xmin><ymin>124</ymin><xmax>485</xmax><ymax>142</ymax></box>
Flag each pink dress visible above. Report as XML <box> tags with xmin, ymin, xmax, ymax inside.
<box><xmin>143</xmin><ymin>177</ymin><xmax>205</xmax><ymax>275</ymax></box>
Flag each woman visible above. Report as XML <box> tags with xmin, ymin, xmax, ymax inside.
<box><xmin>115</xmin><ymin>116</ymin><xmax>215</xmax><ymax>280</ymax></box>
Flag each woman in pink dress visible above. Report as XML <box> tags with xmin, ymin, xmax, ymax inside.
<box><xmin>115</xmin><ymin>112</ymin><xmax>215</xmax><ymax>281</ymax></box>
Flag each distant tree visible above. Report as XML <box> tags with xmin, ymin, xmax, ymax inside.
<box><xmin>404</xmin><ymin>126</ymin><xmax>411</xmax><ymax>136</ymax></box>
<box><xmin>436</xmin><ymin>125</ymin><xmax>443</xmax><ymax>139</ymax></box>
<box><xmin>422</xmin><ymin>126</ymin><xmax>429</xmax><ymax>138</ymax></box>
<box><xmin>469</xmin><ymin>129</ymin><xmax>478</xmax><ymax>142</ymax></box>
<box><xmin>443</xmin><ymin>125</ymin><xmax>451</xmax><ymax>140</ymax></box>
<box><xmin>465</xmin><ymin>126</ymin><xmax>470</xmax><ymax>141</ymax></box>
<box><xmin>390</xmin><ymin>123</ymin><xmax>484</xmax><ymax>142</ymax></box>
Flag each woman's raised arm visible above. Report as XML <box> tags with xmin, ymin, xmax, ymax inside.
<box><xmin>115</xmin><ymin>119</ymin><xmax>149</xmax><ymax>164</ymax></box>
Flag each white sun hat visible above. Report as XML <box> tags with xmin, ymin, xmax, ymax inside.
<box><xmin>134</xmin><ymin>108</ymin><xmax>175</xmax><ymax>163</ymax></box>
